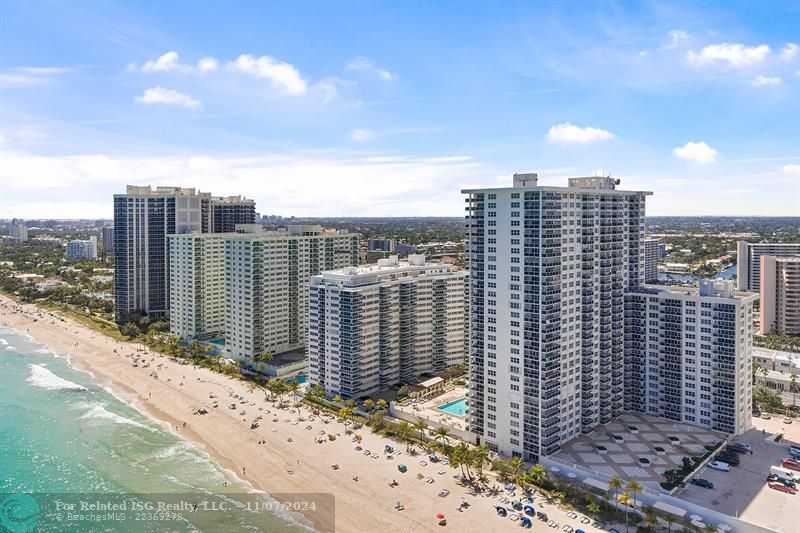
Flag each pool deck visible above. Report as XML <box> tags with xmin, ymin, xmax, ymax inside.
<box><xmin>393</xmin><ymin>386</ymin><xmax>470</xmax><ymax>433</ymax></box>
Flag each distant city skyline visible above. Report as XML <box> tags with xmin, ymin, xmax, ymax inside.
<box><xmin>1</xmin><ymin>1</ymin><xmax>799</xmax><ymax>219</ymax></box>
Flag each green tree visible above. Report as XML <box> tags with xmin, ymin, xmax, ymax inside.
<box><xmin>287</xmin><ymin>380</ymin><xmax>300</xmax><ymax>407</ymax></box>
<box><xmin>587</xmin><ymin>500</ymin><xmax>601</xmax><ymax>523</ymax></box>
<box><xmin>120</xmin><ymin>322</ymin><xmax>139</xmax><ymax>338</ymax></box>
<box><xmin>625</xmin><ymin>479</ymin><xmax>643</xmax><ymax>510</ymax></box>
<box><xmin>376</xmin><ymin>399</ymin><xmax>388</xmax><ymax>411</ymax></box>
<box><xmin>362</xmin><ymin>398</ymin><xmax>374</xmax><ymax>411</ymax></box>
<box><xmin>528</xmin><ymin>463</ymin><xmax>548</xmax><ymax>488</ymax></box>
<box><xmin>608</xmin><ymin>476</ymin><xmax>623</xmax><ymax>510</ymax></box>
<box><xmin>433</xmin><ymin>426</ymin><xmax>451</xmax><ymax>452</ymax></box>
<box><xmin>618</xmin><ymin>491</ymin><xmax>632</xmax><ymax>533</ymax></box>
<box><xmin>414</xmin><ymin>418</ymin><xmax>429</xmax><ymax>442</ymax></box>
<box><xmin>395</xmin><ymin>421</ymin><xmax>412</xmax><ymax>451</ymax></box>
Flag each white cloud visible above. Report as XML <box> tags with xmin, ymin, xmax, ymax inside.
<box><xmin>197</xmin><ymin>57</ymin><xmax>219</xmax><ymax>72</ymax></box>
<box><xmin>751</xmin><ymin>75</ymin><xmax>782</xmax><ymax>87</ymax></box>
<box><xmin>782</xmin><ymin>163</ymin><xmax>800</xmax><ymax>175</ymax></box>
<box><xmin>687</xmin><ymin>43</ymin><xmax>770</xmax><ymax>68</ymax></box>
<box><xmin>0</xmin><ymin>73</ymin><xmax>52</xmax><ymax>87</ymax></box>
<box><xmin>673</xmin><ymin>141</ymin><xmax>718</xmax><ymax>164</ymax></box>
<box><xmin>346</xmin><ymin>56</ymin><xmax>394</xmax><ymax>81</ymax></box>
<box><xmin>0</xmin><ymin>66</ymin><xmax>74</xmax><ymax>87</ymax></box>
<box><xmin>546</xmin><ymin>123</ymin><xmax>615</xmax><ymax>144</ymax></box>
<box><xmin>134</xmin><ymin>86</ymin><xmax>201</xmax><ymax>109</ymax></box>
<box><xmin>350</xmin><ymin>129</ymin><xmax>375</xmax><ymax>142</ymax></box>
<box><xmin>228</xmin><ymin>54</ymin><xmax>307</xmax><ymax>95</ymax></box>
<box><xmin>0</xmin><ymin>150</ymin><xmax>483</xmax><ymax>218</ymax></box>
<box><xmin>135</xmin><ymin>51</ymin><xmax>219</xmax><ymax>74</ymax></box>
<box><xmin>662</xmin><ymin>30</ymin><xmax>689</xmax><ymax>50</ymax></box>
<box><xmin>780</xmin><ymin>43</ymin><xmax>799</xmax><ymax>61</ymax></box>
<box><xmin>141</xmin><ymin>51</ymin><xmax>186</xmax><ymax>73</ymax></box>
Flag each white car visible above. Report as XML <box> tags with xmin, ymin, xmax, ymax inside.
<box><xmin>708</xmin><ymin>461</ymin><xmax>730</xmax><ymax>472</ymax></box>
<box><xmin>733</xmin><ymin>442</ymin><xmax>752</xmax><ymax>452</ymax></box>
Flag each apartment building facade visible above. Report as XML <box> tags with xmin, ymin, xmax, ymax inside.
<box><xmin>224</xmin><ymin>225</ymin><xmax>358</xmax><ymax>365</ymax></box>
<box><xmin>644</xmin><ymin>239</ymin><xmax>660</xmax><ymax>283</ymax></box>
<box><xmin>736</xmin><ymin>241</ymin><xmax>800</xmax><ymax>292</ymax></box>
<box><xmin>113</xmin><ymin>185</ymin><xmax>255</xmax><ymax>321</ymax></box>
<box><xmin>462</xmin><ymin>174</ymin><xmax>650</xmax><ymax>461</ymax></box>
<box><xmin>65</xmin><ymin>237</ymin><xmax>98</xmax><ymax>260</ymax></box>
<box><xmin>307</xmin><ymin>255</ymin><xmax>467</xmax><ymax>399</ymax></box>
<box><xmin>168</xmin><ymin>234</ymin><xmax>226</xmax><ymax>341</ymax></box>
<box><xmin>759</xmin><ymin>255</ymin><xmax>800</xmax><ymax>335</ymax></box>
<box><xmin>624</xmin><ymin>280</ymin><xmax>756</xmax><ymax>436</ymax></box>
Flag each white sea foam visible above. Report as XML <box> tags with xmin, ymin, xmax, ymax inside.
<box><xmin>28</xmin><ymin>364</ymin><xmax>88</xmax><ymax>392</ymax></box>
<box><xmin>0</xmin><ymin>338</ymin><xmax>8</xmax><ymax>345</ymax></box>
<box><xmin>78</xmin><ymin>404</ymin><xmax>155</xmax><ymax>431</ymax></box>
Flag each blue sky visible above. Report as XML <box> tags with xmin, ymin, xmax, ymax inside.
<box><xmin>1</xmin><ymin>0</ymin><xmax>798</xmax><ymax>218</ymax></box>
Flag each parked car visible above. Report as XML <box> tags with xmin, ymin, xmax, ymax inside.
<box><xmin>725</xmin><ymin>445</ymin><xmax>746</xmax><ymax>455</ymax></box>
<box><xmin>784</xmin><ymin>417</ymin><xmax>793</xmax><ymax>425</ymax></box>
<box><xmin>782</xmin><ymin>459</ymin><xmax>800</xmax><ymax>472</ymax></box>
<box><xmin>690</xmin><ymin>478</ymin><xmax>714</xmax><ymax>489</ymax></box>
<box><xmin>708</xmin><ymin>461</ymin><xmax>730</xmax><ymax>472</ymax></box>
<box><xmin>715</xmin><ymin>454</ymin><xmax>740</xmax><ymax>466</ymax></box>
<box><xmin>761</xmin><ymin>413</ymin><xmax>772</xmax><ymax>420</ymax></box>
<box><xmin>768</xmin><ymin>481</ymin><xmax>797</xmax><ymax>494</ymax></box>
<box><xmin>728</xmin><ymin>442</ymin><xmax>751</xmax><ymax>453</ymax></box>
<box><xmin>767</xmin><ymin>474</ymin><xmax>797</xmax><ymax>488</ymax></box>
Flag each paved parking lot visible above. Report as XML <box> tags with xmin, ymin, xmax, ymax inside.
<box><xmin>675</xmin><ymin>417</ymin><xmax>799</xmax><ymax>532</ymax></box>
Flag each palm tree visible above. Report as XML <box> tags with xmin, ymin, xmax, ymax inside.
<box><xmin>507</xmin><ymin>456</ymin><xmax>525</xmax><ymax>481</ymax></box>
<box><xmin>625</xmin><ymin>480</ymin><xmax>642</xmax><ymax>511</ymax></box>
<box><xmin>608</xmin><ymin>476</ymin><xmax>623</xmax><ymax>510</ymax></box>
<box><xmin>338</xmin><ymin>407</ymin><xmax>353</xmax><ymax>429</ymax></box>
<box><xmin>618</xmin><ymin>491</ymin><xmax>632</xmax><ymax>533</ymax></box>
<box><xmin>362</xmin><ymin>398</ymin><xmax>374</xmax><ymax>411</ymax></box>
<box><xmin>376</xmin><ymin>398</ymin><xmax>388</xmax><ymax>412</ymax></box>
<box><xmin>665</xmin><ymin>513</ymin><xmax>675</xmax><ymax>533</ymax></box>
<box><xmin>434</xmin><ymin>426</ymin><xmax>451</xmax><ymax>451</ymax></box>
<box><xmin>332</xmin><ymin>395</ymin><xmax>343</xmax><ymax>405</ymax></box>
<box><xmin>644</xmin><ymin>511</ymin><xmax>658</xmax><ymax>532</ymax></box>
<box><xmin>414</xmin><ymin>418</ymin><xmax>429</xmax><ymax>442</ymax></box>
<box><xmin>453</xmin><ymin>443</ymin><xmax>473</xmax><ymax>480</ymax></box>
<box><xmin>471</xmin><ymin>445</ymin><xmax>489</xmax><ymax>477</ymax></box>
<box><xmin>528</xmin><ymin>463</ymin><xmax>548</xmax><ymax>488</ymax></box>
<box><xmin>790</xmin><ymin>373</ymin><xmax>798</xmax><ymax>406</ymax></box>
<box><xmin>395</xmin><ymin>421</ymin><xmax>412</xmax><ymax>451</ymax></box>
<box><xmin>703</xmin><ymin>523</ymin><xmax>716</xmax><ymax>533</ymax></box>
<box><xmin>587</xmin><ymin>500</ymin><xmax>601</xmax><ymax>524</ymax></box>
<box><xmin>287</xmin><ymin>380</ymin><xmax>300</xmax><ymax>407</ymax></box>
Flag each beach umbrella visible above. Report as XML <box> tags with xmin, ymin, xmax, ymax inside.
<box><xmin>523</xmin><ymin>505</ymin><xmax>535</xmax><ymax>516</ymax></box>
<box><xmin>512</xmin><ymin>500</ymin><xmax>523</xmax><ymax>510</ymax></box>
<box><xmin>436</xmin><ymin>513</ymin><xmax>445</xmax><ymax>520</ymax></box>
<box><xmin>496</xmin><ymin>506</ymin><xmax>508</xmax><ymax>516</ymax></box>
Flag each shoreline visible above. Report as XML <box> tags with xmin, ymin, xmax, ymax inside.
<box><xmin>0</xmin><ymin>294</ymin><xmax>582</xmax><ymax>533</ymax></box>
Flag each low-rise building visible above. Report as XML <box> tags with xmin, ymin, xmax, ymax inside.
<box><xmin>308</xmin><ymin>255</ymin><xmax>467</xmax><ymax>399</ymax></box>
<box><xmin>66</xmin><ymin>237</ymin><xmax>98</xmax><ymax>260</ymax></box>
<box><xmin>35</xmin><ymin>279</ymin><xmax>68</xmax><ymax>292</ymax></box>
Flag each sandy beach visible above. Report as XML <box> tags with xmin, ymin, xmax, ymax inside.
<box><xmin>0</xmin><ymin>294</ymin><xmax>593</xmax><ymax>533</ymax></box>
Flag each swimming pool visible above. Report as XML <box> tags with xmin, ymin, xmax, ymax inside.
<box><xmin>436</xmin><ymin>397</ymin><xmax>468</xmax><ymax>417</ymax></box>
<box><xmin>285</xmin><ymin>374</ymin><xmax>307</xmax><ymax>385</ymax></box>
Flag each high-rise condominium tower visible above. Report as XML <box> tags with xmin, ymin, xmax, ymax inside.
<box><xmin>168</xmin><ymin>233</ymin><xmax>226</xmax><ymax>341</ymax></box>
<box><xmin>307</xmin><ymin>255</ymin><xmax>467</xmax><ymax>399</ymax></box>
<box><xmin>759</xmin><ymin>256</ymin><xmax>800</xmax><ymax>336</ymax></box>
<box><xmin>224</xmin><ymin>225</ymin><xmax>358</xmax><ymax>364</ymax></box>
<box><xmin>736</xmin><ymin>241</ymin><xmax>800</xmax><ymax>292</ymax></box>
<box><xmin>463</xmin><ymin>173</ymin><xmax>650</xmax><ymax>461</ymax></box>
<box><xmin>624</xmin><ymin>280</ymin><xmax>756</xmax><ymax>436</ymax></box>
<box><xmin>113</xmin><ymin>185</ymin><xmax>255</xmax><ymax>321</ymax></box>
<box><xmin>644</xmin><ymin>239</ymin><xmax>660</xmax><ymax>283</ymax></box>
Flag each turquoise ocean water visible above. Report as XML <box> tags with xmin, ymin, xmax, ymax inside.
<box><xmin>0</xmin><ymin>325</ymin><xmax>312</xmax><ymax>532</ymax></box>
